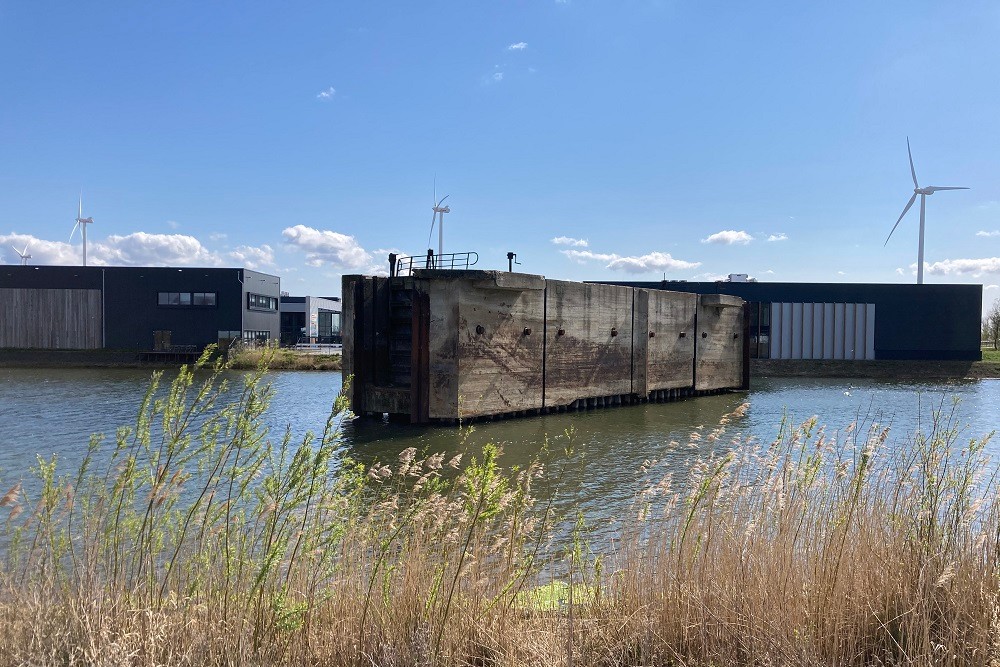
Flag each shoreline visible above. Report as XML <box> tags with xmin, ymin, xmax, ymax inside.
<box><xmin>1</xmin><ymin>349</ymin><xmax>996</xmax><ymax>378</ymax></box>
<box><xmin>0</xmin><ymin>348</ymin><xmax>343</xmax><ymax>371</ymax></box>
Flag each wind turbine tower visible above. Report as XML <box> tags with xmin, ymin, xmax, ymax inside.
<box><xmin>432</xmin><ymin>195</ymin><xmax>450</xmax><ymax>258</ymax></box>
<box><xmin>70</xmin><ymin>194</ymin><xmax>95</xmax><ymax>266</ymax></box>
<box><xmin>885</xmin><ymin>138</ymin><xmax>968</xmax><ymax>285</ymax></box>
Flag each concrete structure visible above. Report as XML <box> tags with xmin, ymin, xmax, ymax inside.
<box><xmin>342</xmin><ymin>270</ymin><xmax>747</xmax><ymax>423</ymax></box>
<box><xmin>279</xmin><ymin>296</ymin><xmax>341</xmax><ymax>346</ymax></box>
<box><xmin>597</xmin><ymin>280</ymin><xmax>983</xmax><ymax>362</ymax></box>
<box><xmin>0</xmin><ymin>265</ymin><xmax>280</xmax><ymax>352</ymax></box>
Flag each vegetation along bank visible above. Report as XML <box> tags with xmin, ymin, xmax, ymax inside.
<box><xmin>0</xmin><ymin>355</ymin><xmax>996</xmax><ymax>665</ymax></box>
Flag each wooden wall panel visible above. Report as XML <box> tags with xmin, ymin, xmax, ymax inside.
<box><xmin>0</xmin><ymin>288</ymin><xmax>102</xmax><ymax>349</ymax></box>
<box><xmin>544</xmin><ymin>281</ymin><xmax>633</xmax><ymax>407</ymax></box>
<box><xmin>695</xmin><ymin>295</ymin><xmax>743</xmax><ymax>391</ymax></box>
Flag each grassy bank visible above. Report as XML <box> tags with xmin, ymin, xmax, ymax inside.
<box><xmin>0</xmin><ymin>355</ymin><xmax>997</xmax><ymax>665</ymax></box>
<box><xmin>226</xmin><ymin>346</ymin><xmax>342</xmax><ymax>370</ymax></box>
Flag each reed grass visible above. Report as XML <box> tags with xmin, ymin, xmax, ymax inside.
<box><xmin>227</xmin><ymin>346</ymin><xmax>342</xmax><ymax>370</ymax></box>
<box><xmin>0</xmin><ymin>353</ymin><xmax>998</xmax><ymax>666</ymax></box>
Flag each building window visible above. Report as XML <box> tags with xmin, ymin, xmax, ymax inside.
<box><xmin>243</xmin><ymin>330</ymin><xmax>271</xmax><ymax>343</ymax></box>
<box><xmin>247</xmin><ymin>293</ymin><xmax>278</xmax><ymax>311</ymax></box>
<box><xmin>193</xmin><ymin>292</ymin><xmax>217</xmax><ymax>306</ymax></box>
<box><xmin>157</xmin><ymin>291</ymin><xmax>217</xmax><ymax>307</ymax></box>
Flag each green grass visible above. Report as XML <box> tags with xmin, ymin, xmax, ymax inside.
<box><xmin>981</xmin><ymin>347</ymin><xmax>1000</xmax><ymax>362</ymax></box>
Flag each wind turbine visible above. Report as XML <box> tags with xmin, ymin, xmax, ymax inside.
<box><xmin>11</xmin><ymin>243</ymin><xmax>31</xmax><ymax>266</ymax></box>
<box><xmin>426</xmin><ymin>181</ymin><xmax>451</xmax><ymax>263</ymax></box>
<box><xmin>884</xmin><ymin>138</ymin><xmax>969</xmax><ymax>284</ymax></box>
<box><xmin>70</xmin><ymin>193</ymin><xmax>94</xmax><ymax>266</ymax></box>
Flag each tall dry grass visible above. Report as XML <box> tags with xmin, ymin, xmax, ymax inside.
<box><xmin>0</xmin><ymin>353</ymin><xmax>998</xmax><ymax>666</ymax></box>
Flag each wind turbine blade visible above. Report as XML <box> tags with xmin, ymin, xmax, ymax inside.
<box><xmin>885</xmin><ymin>193</ymin><xmax>918</xmax><ymax>246</ymax></box>
<box><xmin>438</xmin><ymin>194</ymin><xmax>450</xmax><ymax>206</ymax></box>
<box><xmin>427</xmin><ymin>211</ymin><xmax>437</xmax><ymax>249</ymax></box>
<box><xmin>11</xmin><ymin>246</ymin><xmax>20</xmax><ymax>256</ymax></box>
<box><xmin>907</xmin><ymin>137</ymin><xmax>919</xmax><ymax>188</ymax></box>
<box><xmin>78</xmin><ymin>191</ymin><xmax>83</xmax><ymax>219</ymax></box>
<box><xmin>69</xmin><ymin>221</ymin><xmax>80</xmax><ymax>242</ymax></box>
<box><xmin>925</xmin><ymin>186</ymin><xmax>970</xmax><ymax>192</ymax></box>
<box><xmin>21</xmin><ymin>244</ymin><xmax>28</xmax><ymax>256</ymax></box>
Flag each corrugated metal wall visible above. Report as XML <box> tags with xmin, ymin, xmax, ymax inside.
<box><xmin>0</xmin><ymin>288</ymin><xmax>102</xmax><ymax>349</ymax></box>
<box><xmin>770</xmin><ymin>302</ymin><xmax>875</xmax><ymax>360</ymax></box>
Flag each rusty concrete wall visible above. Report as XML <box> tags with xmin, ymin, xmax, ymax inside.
<box><xmin>453</xmin><ymin>273</ymin><xmax>545</xmax><ymax>418</ymax></box>
<box><xmin>341</xmin><ymin>275</ymin><xmax>359</xmax><ymax>410</ymax></box>
<box><xmin>544</xmin><ymin>280</ymin><xmax>634</xmax><ymax>407</ymax></box>
<box><xmin>695</xmin><ymin>294</ymin><xmax>744</xmax><ymax>390</ymax></box>
<box><xmin>633</xmin><ymin>289</ymin><xmax>697</xmax><ymax>395</ymax></box>
<box><xmin>343</xmin><ymin>271</ymin><xmax>745</xmax><ymax>421</ymax></box>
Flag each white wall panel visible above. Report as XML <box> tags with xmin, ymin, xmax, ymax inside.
<box><xmin>844</xmin><ymin>304</ymin><xmax>856</xmax><ymax>359</ymax></box>
<box><xmin>858</xmin><ymin>303</ymin><xmax>865</xmax><ymax>360</ymax></box>
<box><xmin>791</xmin><ymin>302</ymin><xmax>803</xmax><ymax>358</ymax></box>
<box><xmin>781</xmin><ymin>302</ymin><xmax>792</xmax><ymax>359</ymax></box>
<box><xmin>770</xmin><ymin>302</ymin><xmax>781</xmax><ymax>359</ymax></box>
<box><xmin>833</xmin><ymin>303</ymin><xmax>845</xmax><ymax>359</ymax></box>
<box><xmin>865</xmin><ymin>304</ymin><xmax>876</xmax><ymax>360</ymax></box>
<box><xmin>812</xmin><ymin>304</ymin><xmax>824</xmax><ymax>360</ymax></box>
<box><xmin>802</xmin><ymin>303</ymin><xmax>814</xmax><ymax>358</ymax></box>
<box><xmin>823</xmin><ymin>304</ymin><xmax>835</xmax><ymax>359</ymax></box>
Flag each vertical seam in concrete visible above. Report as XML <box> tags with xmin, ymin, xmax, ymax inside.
<box><xmin>630</xmin><ymin>288</ymin><xmax>635</xmax><ymax>396</ymax></box>
<box><xmin>692</xmin><ymin>297</ymin><xmax>699</xmax><ymax>390</ymax></box>
<box><xmin>541</xmin><ymin>283</ymin><xmax>547</xmax><ymax>408</ymax></box>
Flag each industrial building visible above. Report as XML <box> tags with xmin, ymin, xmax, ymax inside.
<box><xmin>0</xmin><ymin>265</ymin><xmax>281</xmax><ymax>352</ymax></box>
<box><xmin>279</xmin><ymin>295</ymin><xmax>341</xmax><ymax>346</ymax></box>
<box><xmin>597</xmin><ymin>279</ymin><xmax>982</xmax><ymax>361</ymax></box>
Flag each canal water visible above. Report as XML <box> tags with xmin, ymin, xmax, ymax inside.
<box><xmin>1</xmin><ymin>368</ymin><xmax>998</xmax><ymax>527</ymax></box>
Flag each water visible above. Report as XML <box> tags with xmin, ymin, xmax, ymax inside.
<box><xmin>1</xmin><ymin>367</ymin><xmax>999</xmax><ymax>526</ymax></box>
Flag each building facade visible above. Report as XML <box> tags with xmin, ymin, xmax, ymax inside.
<box><xmin>279</xmin><ymin>296</ymin><xmax>342</xmax><ymax>346</ymax></box>
<box><xmin>0</xmin><ymin>266</ymin><xmax>280</xmax><ymax>351</ymax></box>
<box><xmin>596</xmin><ymin>280</ymin><xmax>983</xmax><ymax>361</ymax></box>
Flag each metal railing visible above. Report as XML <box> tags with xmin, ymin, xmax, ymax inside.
<box><xmin>394</xmin><ymin>251</ymin><xmax>479</xmax><ymax>277</ymax></box>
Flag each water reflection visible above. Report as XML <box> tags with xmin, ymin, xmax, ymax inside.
<box><xmin>1</xmin><ymin>367</ymin><xmax>998</xmax><ymax>530</ymax></box>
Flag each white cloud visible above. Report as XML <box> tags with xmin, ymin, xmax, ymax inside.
<box><xmin>0</xmin><ymin>232</ymin><xmax>223</xmax><ymax>267</ymax></box>
<box><xmin>766</xmin><ymin>233</ymin><xmax>788</xmax><ymax>242</ymax></box>
<box><xmin>986</xmin><ymin>284</ymin><xmax>999</xmax><ymax>290</ymax></box>
<box><xmin>837</xmin><ymin>271</ymin><xmax>847</xmax><ymax>276</ymax></box>
<box><xmin>508</xmin><ymin>42</ymin><xmax>528</xmax><ymax>50</ymax></box>
<box><xmin>165</xmin><ymin>220</ymin><xmax>179</xmax><ymax>230</ymax></box>
<box><xmin>316</xmin><ymin>87</ymin><xmax>336</xmax><ymax>99</ymax></box>
<box><xmin>1</xmin><ymin>233</ymin><xmax>79</xmax><ymax>265</ymax></box>
<box><xmin>895</xmin><ymin>267</ymin><xmax>906</xmax><ymax>276</ymax></box>
<box><xmin>702</xmin><ymin>230</ymin><xmax>754</xmax><ymax>245</ymax></box>
<box><xmin>550</xmin><ymin>236</ymin><xmax>588</xmax><ymax>247</ymax></box>
<box><xmin>96</xmin><ymin>233</ymin><xmax>223</xmax><ymax>266</ymax></box>
<box><xmin>976</xmin><ymin>230</ymin><xmax>1000</xmax><ymax>238</ymax></box>
<box><xmin>925</xmin><ymin>257</ymin><xmax>1000</xmax><ymax>276</ymax></box>
<box><xmin>493</xmin><ymin>72</ymin><xmax>504</xmax><ymax>82</ymax></box>
<box><xmin>228</xmin><ymin>244</ymin><xmax>275</xmax><ymax>270</ymax></box>
<box><xmin>562</xmin><ymin>249</ymin><xmax>700</xmax><ymax>274</ymax></box>
<box><xmin>282</xmin><ymin>224</ymin><xmax>372</xmax><ymax>270</ymax></box>
<box><xmin>209</xmin><ymin>232</ymin><xmax>228</xmax><ymax>241</ymax></box>
<box><xmin>763</xmin><ymin>269</ymin><xmax>775</xmax><ymax>275</ymax></box>
<box><xmin>692</xmin><ymin>272</ymin><xmax>729</xmax><ymax>282</ymax></box>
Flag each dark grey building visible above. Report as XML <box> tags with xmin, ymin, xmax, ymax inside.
<box><xmin>0</xmin><ymin>265</ymin><xmax>280</xmax><ymax>351</ymax></box>
<box><xmin>596</xmin><ymin>280</ymin><xmax>983</xmax><ymax>361</ymax></box>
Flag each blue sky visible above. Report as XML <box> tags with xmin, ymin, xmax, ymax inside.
<box><xmin>2</xmin><ymin>1</ymin><xmax>1000</xmax><ymax>307</ymax></box>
